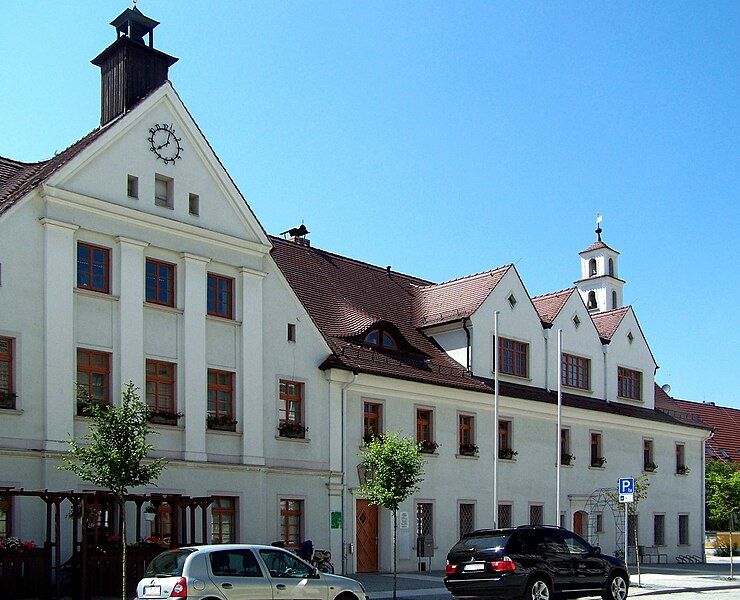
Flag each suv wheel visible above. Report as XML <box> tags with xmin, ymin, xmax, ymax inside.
<box><xmin>525</xmin><ymin>577</ymin><xmax>551</xmax><ymax>600</ymax></box>
<box><xmin>603</xmin><ymin>573</ymin><xmax>628</xmax><ymax>600</ymax></box>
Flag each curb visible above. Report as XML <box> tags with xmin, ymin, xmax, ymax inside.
<box><xmin>630</xmin><ymin>583</ymin><xmax>740</xmax><ymax>596</ymax></box>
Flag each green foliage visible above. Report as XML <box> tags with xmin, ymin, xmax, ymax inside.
<box><xmin>605</xmin><ymin>472</ymin><xmax>651</xmax><ymax>514</ymax></box>
<box><xmin>358</xmin><ymin>432</ymin><xmax>425</xmax><ymax>511</ymax></box>
<box><xmin>706</xmin><ymin>459</ymin><xmax>740</xmax><ymax>531</ymax></box>
<box><xmin>59</xmin><ymin>381</ymin><xmax>167</xmax><ymax>495</ymax></box>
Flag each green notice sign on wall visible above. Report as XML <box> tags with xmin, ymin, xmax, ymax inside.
<box><xmin>331</xmin><ymin>511</ymin><xmax>342</xmax><ymax>529</ymax></box>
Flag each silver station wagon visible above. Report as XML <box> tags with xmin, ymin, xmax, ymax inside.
<box><xmin>135</xmin><ymin>544</ymin><xmax>368</xmax><ymax>600</ymax></box>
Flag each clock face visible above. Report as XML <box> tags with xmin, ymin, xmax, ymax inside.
<box><xmin>147</xmin><ymin>123</ymin><xmax>182</xmax><ymax>164</ymax></box>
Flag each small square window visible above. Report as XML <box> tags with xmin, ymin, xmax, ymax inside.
<box><xmin>573</xmin><ymin>315</ymin><xmax>580</xmax><ymax>328</ymax></box>
<box><xmin>155</xmin><ymin>175</ymin><xmax>173</xmax><ymax>208</ymax></box>
<box><xmin>189</xmin><ymin>193</ymin><xmax>200</xmax><ymax>216</ymax></box>
<box><xmin>627</xmin><ymin>332</ymin><xmax>634</xmax><ymax>344</ymax></box>
<box><xmin>287</xmin><ymin>323</ymin><xmax>296</xmax><ymax>342</ymax></box>
<box><xmin>508</xmin><ymin>294</ymin><xmax>517</xmax><ymax>308</ymax></box>
<box><xmin>127</xmin><ymin>175</ymin><xmax>139</xmax><ymax>198</ymax></box>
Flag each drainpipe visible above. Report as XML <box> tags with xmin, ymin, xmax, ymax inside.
<box><xmin>341</xmin><ymin>370</ymin><xmax>358</xmax><ymax>575</ymax></box>
<box><xmin>602</xmin><ymin>343</ymin><xmax>609</xmax><ymax>401</ymax></box>
<box><xmin>462</xmin><ymin>318</ymin><xmax>471</xmax><ymax>371</ymax></box>
<box><xmin>543</xmin><ymin>328</ymin><xmax>551</xmax><ymax>392</ymax></box>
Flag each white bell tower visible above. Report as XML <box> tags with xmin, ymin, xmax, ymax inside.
<box><xmin>575</xmin><ymin>215</ymin><xmax>624</xmax><ymax>313</ymax></box>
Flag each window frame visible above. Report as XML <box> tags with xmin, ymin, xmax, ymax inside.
<box><xmin>499</xmin><ymin>418</ymin><xmax>513</xmax><ymax>452</ymax></box>
<box><xmin>416</xmin><ymin>407</ymin><xmax>435</xmax><ymax>448</ymax></box>
<box><xmin>207</xmin><ymin>273</ymin><xmax>234</xmax><ymax>320</ymax></box>
<box><xmin>618</xmin><ymin>367</ymin><xmax>642</xmax><ymax>401</ymax></box>
<box><xmin>363</xmin><ymin>327</ymin><xmax>398</xmax><ymax>350</ymax></box>
<box><xmin>529</xmin><ymin>503</ymin><xmax>544</xmax><ymax>526</ymax></box>
<box><xmin>497</xmin><ymin>337</ymin><xmax>529</xmax><ymax>378</ymax></box>
<box><xmin>590</xmin><ymin>431</ymin><xmax>604</xmax><ymax>467</ymax></box>
<box><xmin>676</xmin><ymin>443</ymin><xmax>686</xmax><ymax>474</ymax></box>
<box><xmin>76</xmin><ymin>348</ymin><xmax>111</xmax><ymax>412</ymax></box>
<box><xmin>145</xmin><ymin>258</ymin><xmax>176</xmax><ymax>308</ymax></box>
<box><xmin>458</xmin><ymin>413</ymin><xmax>475</xmax><ymax>454</ymax></box>
<box><xmin>497</xmin><ymin>502</ymin><xmax>513</xmax><ymax>529</ymax></box>
<box><xmin>458</xmin><ymin>501</ymin><xmax>475</xmax><ymax>539</ymax></box>
<box><xmin>415</xmin><ymin>501</ymin><xmax>434</xmax><ymax>538</ymax></box>
<box><xmin>643</xmin><ymin>438</ymin><xmax>655</xmax><ymax>472</ymax></box>
<box><xmin>287</xmin><ymin>323</ymin><xmax>296</xmax><ymax>343</ymax></box>
<box><xmin>77</xmin><ymin>242</ymin><xmax>111</xmax><ymax>295</ymax></box>
<box><xmin>560</xmin><ymin>427</ymin><xmax>572</xmax><ymax>464</ymax></box>
<box><xmin>154</xmin><ymin>174</ymin><xmax>173</xmax><ymax>208</ymax></box>
<box><xmin>279</xmin><ymin>379</ymin><xmax>304</xmax><ymax>428</ymax></box>
<box><xmin>653</xmin><ymin>513</ymin><xmax>666</xmax><ymax>547</ymax></box>
<box><xmin>127</xmin><ymin>174</ymin><xmax>139</xmax><ymax>199</ymax></box>
<box><xmin>145</xmin><ymin>359</ymin><xmax>177</xmax><ymax>414</ymax></box>
<box><xmin>678</xmin><ymin>514</ymin><xmax>690</xmax><ymax>546</ymax></box>
<box><xmin>207</xmin><ymin>369</ymin><xmax>235</xmax><ymax>428</ymax></box>
<box><xmin>363</xmin><ymin>400</ymin><xmax>383</xmax><ymax>439</ymax></box>
<box><xmin>188</xmin><ymin>193</ymin><xmax>200</xmax><ymax>216</ymax></box>
<box><xmin>561</xmin><ymin>353</ymin><xmax>590</xmax><ymax>390</ymax></box>
<box><xmin>279</xmin><ymin>498</ymin><xmax>303</xmax><ymax>548</ymax></box>
<box><xmin>211</xmin><ymin>496</ymin><xmax>237</xmax><ymax>544</ymax></box>
<box><xmin>0</xmin><ymin>493</ymin><xmax>11</xmax><ymax>537</ymax></box>
<box><xmin>0</xmin><ymin>337</ymin><xmax>15</xmax><ymax>408</ymax></box>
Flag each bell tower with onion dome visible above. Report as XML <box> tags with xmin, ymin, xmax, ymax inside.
<box><xmin>575</xmin><ymin>216</ymin><xmax>624</xmax><ymax>313</ymax></box>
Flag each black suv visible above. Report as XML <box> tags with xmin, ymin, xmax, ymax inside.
<box><xmin>444</xmin><ymin>525</ymin><xmax>629</xmax><ymax>600</ymax></box>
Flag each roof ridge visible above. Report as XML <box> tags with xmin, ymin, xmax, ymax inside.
<box><xmin>592</xmin><ymin>305</ymin><xmax>631</xmax><ymax>318</ymax></box>
<box><xmin>532</xmin><ymin>286</ymin><xmax>576</xmax><ymax>300</ymax></box>
<box><xmin>418</xmin><ymin>264</ymin><xmax>512</xmax><ymax>289</ymax></box>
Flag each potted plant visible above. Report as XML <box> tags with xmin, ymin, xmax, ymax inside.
<box><xmin>0</xmin><ymin>391</ymin><xmax>17</xmax><ymax>409</ymax></box>
<box><xmin>143</xmin><ymin>504</ymin><xmax>157</xmax><ymax>522</ymax></box>
<box><xmin>419</xmin><ymin>439</ymin><xmax>439</xmax><ymax>454</ymax></box>
<box><xmin>148</xmin><ymin>409</ymin><xmax>183</xmax><ymax>426</ymax></box>
<box><xmin>459</xmin><ymin>443</ymin><xmax>479</xmax><ymax>457</ymax></box>
<box><xmin>363</xmin><ymin>432</ymin><xmax>383</xmax><ymax>446</ymax></box>
<box><xmin>644</xmin><ymin>461</ymin><xmax>658</xmax><ymax>473</ymax></box>
<box><xmin>676</xmin><ymin>464</ymin><xmax>690</xmax><ymax>475</ymax></box>
<box><xmin>499</xmin><ymin>447</ymin><xmax>518</xmax><ymax>460</ymax></box>
<box><xmin>207</xmin><ymin>414</ymin><xmax>238</xmax><ymax>432</ymax></box>
<box><xmin>591</xmin><ymin>456</ymin><xmax>607</xmax><ymax>468</ymax></box>
<box><xmin>278</xmin><ymin>421</ymin><xmax>308</xmax><ymax>439</ymax></box>
<box><xmin>561</xmin><ymin>452</ymin><xmax>576</xmax><ymax>466</ymax></box>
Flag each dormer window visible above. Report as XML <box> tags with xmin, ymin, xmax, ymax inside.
<box><xmin>364</xmin><ymin>328</ymin><xmax>397</xmax><ymax>350</ymax></box>
<box><xmin>588</xmin><ymin>258</ymin><xmax>597</xmax><ymax>277</ymax></box>
<box><xmin>508</xmin><ymin>294</ymin><xmax>517</xmax><ymax>309</ymax></box>
<box><xmin>587</xmin><ymin>291</ymin><xmax>597</xmax><ymax>310</ymax></box>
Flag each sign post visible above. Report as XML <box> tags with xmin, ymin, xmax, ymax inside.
<box><xmin>618</xmin><ymin>477</ymin><xmax>635</xmax><ymax>565</ymax></box>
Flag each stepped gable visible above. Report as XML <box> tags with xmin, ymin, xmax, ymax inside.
<box><xmin>412</xmin><ymin>266</ymin><xmax>511</xmax><ymax>328</ymax></box>
<box><xmin>532</xmin><ymin>287</ymin><xmax>576</xmax><ymax>324</ymax></box>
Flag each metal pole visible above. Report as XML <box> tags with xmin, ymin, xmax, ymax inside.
<box><xmin>624</xmin><ymin>507</ymin><xmax>628</xmax><ymax>566</ymax></box>
<box><xmin>556</xmin><ymin>329</ymin><xmax>562</xmax><ymax>524</ymax></box>
<box><xmin>493</xmin><ymin>311</ymin><xmax>500</xmax><ymax>528</ymax></box>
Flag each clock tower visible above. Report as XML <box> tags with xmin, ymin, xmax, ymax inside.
<box><xmin>575</xmin><ymin>218</ymin><xmax>625</xmax><ymax>313</ymax></box>
<box><xmin>91</xmin><ymin>7</ymin><xmax>178</xmax><ymax>126</ymax></box>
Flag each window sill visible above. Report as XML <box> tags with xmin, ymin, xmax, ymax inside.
<box><xmin>208</xmin><ymin>428</ymin><xmax>242</xmax><ymax>437</ymax></box>
<box><xmin>559</xmin><ymin>463</ymin><xmax>574</xmax><ymax>468</ymax></box>
<box><xmin>455</xmin><ymin>454</ymin><xmax>479</xmax><ymax>460</ymax></box>
<box><xmin>0</xmin><ymin>407</ymin><xmax>22</xmax><ymax>415</ymax></box>
<box><xmin>588</xmin><ymin>465</ymin><xmax>606</xmax><ymax>471</ymax></box>
<box><xmin>617</xmin><ymin>396</ymin><xmax>643</xmax><ymax>403</ymax></box>
<box><xmin>499</xmin><ymin>457</ymin><xmax>517</xmax><ymax>463</ymax></box>
<box><xmin>206</xmin><ymin>314</ymin><xmax>242</xmax><ymax>326</ymax></box>
<box><xmin>150</xmin><ymin>423</ymin><xmax>185</xmax><ymax>431</ymax></box>
<box><xmin>675</xmin><ymin>472</ymin><xmax>690</xmax><ymax>477</ymax></box>
<box><xmin>497</xmin><ymin>373</ymin><xmax>532</xmax><ymax>383</ymax></box>
<box><xmin>563</xmin><ymin>384</ymin><xmax>593</xmax><ymax>394</ymax></box>
<box><xmin>420</xmin><ymin>451</ymin><xmax>439</xmax><ymax>458</ymax></box>
<box><xmin>75</xmin><ymin>288</ymin><xmax>119</xmax><ymax>301</ymax></box>
<box><xmin>275</xmin><ymin>435</ymin><xmax>310</xmax><ymax>444</ymax></box>
<box><xmin>144</xmin><ymin>302</ymin><xmax>183</xmax><ymax>316</ymax></box>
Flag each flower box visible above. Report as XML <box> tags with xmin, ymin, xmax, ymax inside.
<box><xmin>591</xmin><ymin>456</ymin><xmax>607</xmax><ymax>468</ymax></box>
<box><xmin>459</xmin><ymin>443</ymin><xmax>479</xmax><ymax>457</ymax></box>
<box><xmin>499</xmin><ymin>447</ymin><xmax>518</xmax><ymax>460</ymax></box>
<box><xmin>76</xmin><ymin>399</ymin><xmax>110</xmax><ymax>417</ymax></box>
<box><xmin>676</xmin><ymin>465</ymin><xmax>690</xmax><ymax>475</ymax></box>
<box><xmin>644</xmin><ymin>462</ymin><xmax>658</xmax><ymax>473</ymax></box>
<box><xmin>207</xmin><ymin>415</ymin><xmax>238</xmax><ymax>432</ymax></box>
<box><xmin>561</xmin><ymin>453</ymin><xmax>575</xmax><ymax>466</ymax></box>
<box><xmin>419</xmin><ymin>440</ymin><xmax>439</xmax><ymax>454</ymax></box>
<box><xmin>148</xmin><ymin>410</ymin><xmax>183</xmax><ymax>426</ymax></box>
<box><xmin>278</xmin><ymin>421</ymin><xmax>308</xmax><ymax>439</ymax></box>
<box><xmin>0</xmin><ymin>391</ymin><xmax>17</xmax><ymax>409</ymax></box>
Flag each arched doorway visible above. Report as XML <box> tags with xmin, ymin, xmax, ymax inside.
<box><xmin>573</xmin><ymin>510</ymin><xmax>588</xmax><ymax>537</ymax></box>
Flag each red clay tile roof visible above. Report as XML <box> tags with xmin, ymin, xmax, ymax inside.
<box><xmin>579</xmin><ymin>240</ymin><xmax>619</xmax><ymax>255</ymax></box>
<box><xmin>591</xmin><ymin>307</ymin><xmax>630</xmax><ymax>340</ymax></box>
<box><xmin>412</xmin><ymin>266</ymin><xmax>511</xmax><ymax>327</ymax></box>
<box><xmin>532</xmin><ymin>288</ymin><xmax>576</xmax><ymax>324</ymax></box>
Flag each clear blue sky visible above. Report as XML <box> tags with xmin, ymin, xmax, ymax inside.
<box><xmin>2</xmin><ymin>2</ymin><xmax>738</xmax><ymax>405</ymax></box>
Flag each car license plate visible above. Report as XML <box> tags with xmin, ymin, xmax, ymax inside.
<box><xmin>463</xmin><ymin>563</ymin><xmax>485</xmax><ymax>572</ymax></box>
<box><xmin>143</xmin><ymin>585</ymin><xmax>161</xmax><ymax>597</ymax></box>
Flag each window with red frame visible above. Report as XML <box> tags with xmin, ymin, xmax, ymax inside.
<box><xmin>146</xmin><ymin>360</ymin><xmax>176</xmax><ymax>413</ymax></box>
<box><xmin>207</xmin><ymin>273</ymin><xmax>234</xmax><ymax>319</ymax></box>
<box><xmin>207</xmin><ymin>370</ymin><xmax>235</xmax><ymax>429</ymax></box>
<box><xmin>459</xmin><ymin>414</ymin><xmax>474</xmax><ymax>447</ymax></box>
<box><xmin>416</xmin><ymin>409</ymin><xmax>433</xmax><ymax>444</ymax></box>
<box><xmin>77</xmin><ymin>242</ymin><xmax>111</xmax><ymax>294</ymax></box>
<box><xmin>363</xmin><ymin>401</ymin><xmax>382</xmax><ymax>439</ymax></box>
<box><xmin>0</xmin><ymin>493</ymin><xmax>11</xmax><ymax>537</ymax></box>
<box><xmin>279</xmin><ymin>380</ymin><xmax>303</xmax><ymax>426</ymax></box>
<box><xmin>77</xmin><ymin>349</ymin><xmax>110</xmax><ymax>413</ymax></box>
<box><xmin>498</xmin><ymin>337</ymin><xmax>528</xmax><ymax>378</ymax></box>
<box><xmin>145</xmin><ymin>259</ymin><xmax>175</xmax><ymax>307</ymax></box>
<box><xmin>0</xmin><ymin>337</ymin><xmax>14</xmax><ymax>409</ymax></box>
<box><xmin>211</xmin><ymin>496</ymin><xmax>237</xmax><ymax>544</ymax></box>
<box><xmin>280</xmin><ymin>499</ymin><xmax>303</xmax><ymax>548</ymax></box>
<box><xmin>618</xmin><ymin>367</ymin><xmax>642</xmax><ymax>400</ymax></box>
<box><xmin>562</xmin><ymin>354</ymin><xmax>590</xmax><ymax>390</ymax></box>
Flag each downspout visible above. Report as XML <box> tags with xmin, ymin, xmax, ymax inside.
<box><xmin>602</xmin><ymin>342</ymin><xmax>609</xmax><ymax>401</ymax></box>
<box><xmin>341</xmin><ymin>370</ymin><xmax>358</xmax><ymax>575</ymax></box>
<box><xmin>462</xmin><ymin>318</ymin><xmax>471</xmax><ymax>371</ymax></box>
<box><xmin>543</xmin><ymin>328</ymin><xmax>551</xmax><ymax>392</ymax></box>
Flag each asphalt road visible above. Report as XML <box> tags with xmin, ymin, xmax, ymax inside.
<box><xmin>372</xmin><ymin>591</ymin><xmax>740</xmax><ymax>600</ymax></box>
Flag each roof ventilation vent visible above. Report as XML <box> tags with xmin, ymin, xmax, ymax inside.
<box><xmin>280</xmin><ymin>224</ymin><xmax>310</xmax><ymax>246</ymax></box>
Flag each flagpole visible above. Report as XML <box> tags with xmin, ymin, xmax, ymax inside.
<box><xmin>556</xmin><ymin>328</ymin><xmax>563</xmax><ymax>524</ymax></box>
<box><xmin>493</xmin><ymin>311</ymin><xmax>500</xmax><ymax>528</ymax></box>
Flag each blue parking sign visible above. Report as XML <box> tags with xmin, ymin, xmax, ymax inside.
<box><xmin>618</xmin><ymin>477</ymin><xmax>634</xmax><ymax>495</ymax></box>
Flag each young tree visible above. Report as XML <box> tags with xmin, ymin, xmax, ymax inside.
<box><xmin>59</xmin><ymin>381</ymin><xmax>167</xmax><ymax>600</ymax></box>
<box><xmin>706</xmin><ymin>460</ymin><xmax>740</xmax><ymax>579</ymax></box>
<box><xmin>607</xmin><ymin>473</ymin><xmax>650</xmax><ymax>585</ymax></box>
<box><xmin>358</xmin><ymin>432</ymin><xmax>425</xmax><ymax>600</ymax></box>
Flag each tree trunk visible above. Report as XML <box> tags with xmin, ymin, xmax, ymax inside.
<box><xmin>119</xmin><ymin>494</ymin><xmax>127</xmax><ymax>600</ymax></box>
<box><xmin>730</xmin><ymin>520</ymin><xmax>734</xmax><ymax>580</ymax></box>
<box><xmin>633</xmin><ymin>509</ymin><xmax>641</xmax><ymax>587</ymax></box>
<box><xmin>393</xmin><ymin>509</ymin><xmax>398</xmax><ymax>600</ymax></box>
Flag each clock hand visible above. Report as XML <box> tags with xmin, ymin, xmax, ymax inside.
<box><xmin>156</xmin><ymin>139</ymin><xmax>171</xmax><ymax>150</ymax></box>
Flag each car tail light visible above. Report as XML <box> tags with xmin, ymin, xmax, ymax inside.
<box><xmin>445</xmin><ymin>562</ymin><xmax>458</xmax><ymax>575</ymax></box>
<box><xmin>490</xmin><ymin>557</ymin><xmax>516</xmax><ymax>572</ymax></box>
<box><xmin>169</xmin><ymin>577</ymin><xmax>187</xmax><ymax>598</ymax></box>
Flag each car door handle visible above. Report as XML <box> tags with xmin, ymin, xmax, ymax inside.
<box><xmin>276</xmin><ymin>584</ymin><xmax>287</xmax><ymax>590</ymax></box>
<box><xmin>222</xmin><ymin>583</ymin><xmax>233</xmax><ymax>589</ymax></box>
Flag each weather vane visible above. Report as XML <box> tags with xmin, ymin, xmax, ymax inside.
<box><xmin>595</xmin><ymin>213</ymin><xmax>603</xmax><ymax>241</ymax></box>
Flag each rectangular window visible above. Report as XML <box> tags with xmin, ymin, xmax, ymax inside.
<box><xmin>590</xmin><ymin>432</ymin><xmax>604</xmax><ymax>467</ymax></box>
<box><xmin>498</xmin><ymin>504</ymin><xmax>512</xmax><ymax>528</ymax></box>
<box><xmin>498</xmin><ymin>337</ymin><xmax>528</xmax><ymax>378</ymax></box>
<box><xmin>596</xmin><ymin>513</ymin><xmax>604</xmax><ymax>533</ymax></box>
<box><xmin>154</xmin><ymin>175</ymin><xmax>173</xmax><ymax>208</ymax></box>
<box><xmin>643</xmin><ymin>439</ymin><xmax>655</xmax><ymax>471</ymax></box>
<box><xmin>0</xmin><ymin>493</ymin><xmax>11</xmax><ymax>537</ymax></box>
<box><xmin>459</xmin><ymin>414</ymin><xmax>475</xmax><ymax>455</ymax></box>
<box><xmin>417</xmin><ymin>409</ymin><xmax>435</xmax><ymax>452</ymax></box>
<box><xmin>211</xmin><ymin>496</ymin><xmax>237</xmax><ymax>544</ymax></box>
<box><xmin>530</xmin><ymin>504</ymin><xmax>544</xmax><ymax>526</ymax></box>
<box><xmin>654</xmin><ymin>514</ymin><xmax>665</xmax><ymax>546</ymax></box>
<box><xmin>560</xmin><ymin>428</ymin><xmax>571</xmax><ymax>464</ymax></box>
<box><xmin>0</xmin><ymin>337</ymin><xmax>15</xmax><ymax>409</ymax></box>
<box><xmin>77</xmin><ymin>242</ymin><xmax>111</xmax><ymax>294</ymax></box>
<box><xmin>618</xmin><ymin>367</ymin><xmax>642</xmax><ymax>400</ymax></box>
<box><xmin>678</xmin><ymin>514</ymin><xmax>689</xmax><ymax>545</ymax></box>
<box><xmin>207</xmin><ymin>369</ymin><xmax>235</xmax><ymax>430</ymax></box>
<box><xmin>127</xmin><ymin>174</ymin><xmax>138</xmax><ymax>198</ymax></box>
<box><xmin>416</xmin><ymin>502</ymin><xmax>433</xmax><ymax>537</ymax></box>
<box><xmin>207</xmin><ymin>273</ymin><xmax>234</xmax><ymax>319</ymax></box>
<box><xmin>363</xmin><ymin>401</ymin><xmax>382</xmax><ymax>439</ymax></box>
<box><xmin>145</xmin><ymin>360</ymin><xmax>176</xmax><ymax>414</ymax></box>
<box><xmin>279</xmin><ymin>380</ymin><xmax>303</xmax><ymax>428</ymax></box>
<box><xmin>77</xmin><ymin>349</ymin><xmax>111</xmax><ymax>413</ymax></box>
<box><xmin>146</xmin><ymin>258</ymin><xmax>176</xmax><ymax>307</ymax></box>
<box><xmin>189</xmin><ymin>193</ymin><xmax>199</xmax><ymax>216</ymax></box>
<box><xmin>676</xmin><ymin>443</ymin><xmax>686</xmax><ymax>473</ymax></box>
<box><xmin>459</xmin><ymin>503</ymin><xmax>475</xmax><ymax>538</ymax></box>
<box><xmin>499</xmin><ymin>419</ymin><xmax>513</xmax><ymax>458</ymax></box>
<box><xmin>562</xmin><ymin>353</ymin><xmax>590</xmax><ymax>390</ymax></box>
<box><xmin>280</xmin><ymin>499</ymin><xmax>303</xmax><ymax>548</ymax></box>
<box><xmin>287</xmin><ymin>323</ymin><xmax>296</xmax><ymax>342</ymax></box>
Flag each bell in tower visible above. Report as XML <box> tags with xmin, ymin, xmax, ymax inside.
<box><xmin>91</xmin><ymin>7</ymin><xmax>178</xmax><ymax>126</ymax></box>
<box><xmin>575</xmin><ymin>215</ymin><xmax>625</xmax><ymax>313</ymax></box>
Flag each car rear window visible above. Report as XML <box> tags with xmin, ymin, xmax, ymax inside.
<box><xmin>144</xmin><ymin>549</ymin><xmax>195</xmax><ymax>577</ymax></box>
<box><xmin>451</xmin><ymin>533</ymin><xmax>510</xmax><ymax>553</ymax></box>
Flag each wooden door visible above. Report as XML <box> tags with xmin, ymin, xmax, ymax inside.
<box><xmin>356</xmin><ymin>500</ymin><xmax>378</xmax><ymax>573</ymax></box>
<box><xmin>573</xmin><ymin>510</ymin><xmax>587</xmax><ymax>537</ymax></box>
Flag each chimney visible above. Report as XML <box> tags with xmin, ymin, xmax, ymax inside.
<box><xmin>91</xmin><ymin>7</ymin><xmax>178</xmax><ymax>126</ymax></box>
<box><xmin>280</xmin><ymin>224</ymin><xmax>311</xmax><ymax>246</ymax></box>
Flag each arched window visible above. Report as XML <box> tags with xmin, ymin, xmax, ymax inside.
<box><xmin>589</xmin><ymin>258</ymin><xmax>597</xmax><ymax>277</ymax></box>
<box><xmin>587</xmin><ymin>291</ymin><xmax>597</xmax><ymax>310</ymax></box>
<box><xmin>612</xmin><ymin>290</ymin><xmax>618</xmax><ymax>310</ymax></box>
<box><xmin>364</xmin><ymin>328</ymin><xmax>398</xmax><ymax>350</ymax></box>
<box><xmin>608</xmin><ymin>258</ymin><xmax>614</xmax><ymax>277</ymax></box>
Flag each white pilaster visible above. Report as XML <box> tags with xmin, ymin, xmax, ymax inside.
<box><xmin>41</xmin><ymin>218</ymin><xmax>78</xmax><ymax>452</ymax></box>
<box><xmin>182</xmin><ymin>252</ymin><xmax>210</xmax><ymax>462</ymax></box>
<box><xmin>240</xmin><ymin>266</ymin><xmax>266</xmax><ymax>465</ymax></box>
<box><xmin>117</xmin><ymin>237</ymin><xmax>148</xmax><ymax>391</ymax></box>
